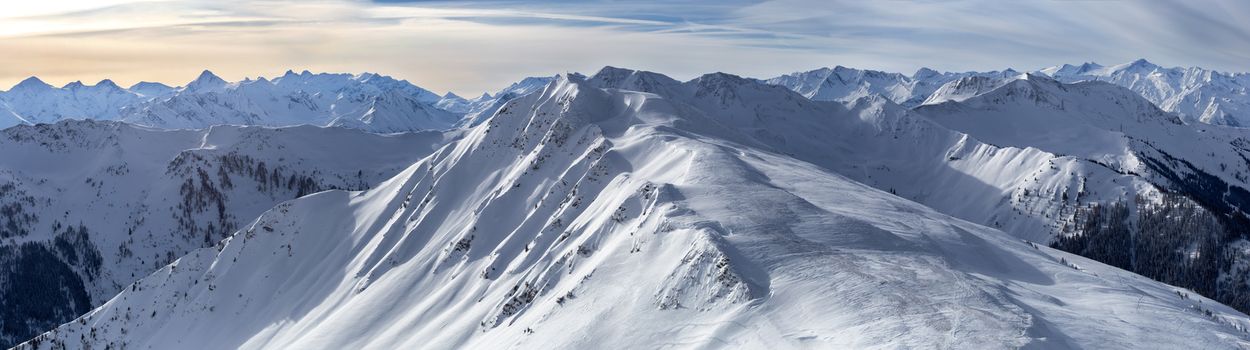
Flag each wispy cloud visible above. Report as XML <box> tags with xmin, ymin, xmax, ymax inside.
<box><xmin>2</xmin><ymin>0</ymin><xmax>1249</xmax><ymax>94</ymax></box>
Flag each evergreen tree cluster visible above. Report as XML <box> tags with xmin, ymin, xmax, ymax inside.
<box><xmin>0</xmin><ymin>182</ymin><xmax>39</xmax><ymax>239</ymax></box>
<box><xmin>1053</xmin><ymin>193</ymin><xmax>1248</xmax><ymax>312</ymax></box>
<box><xmin>0</xmin><ymin>229</ymin><xmax>100</xmax><ymax>348</ymax></box>
<box><xmin>171</xmin><ymin>151</ymin><xmax>359</xmax><ymax>247</ymax></box>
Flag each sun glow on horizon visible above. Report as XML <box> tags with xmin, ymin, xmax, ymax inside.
<box><xmin>1</xmin><ymin>0</ymin><xmax>1249</xmax><ymax>95</ymax></box>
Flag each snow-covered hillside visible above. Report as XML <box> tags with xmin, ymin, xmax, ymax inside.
<box><xmin>441</xmin><ymin>75</ymin><xmax>557</xmax><ymax>127</ymax></box>
<box><xmin>1039</xmin><ymin>59</ymin><xmax>1250</xmax><ymax>126</ymax></box>
<box><xmin>0</xmin><ymin>121</ymin><xmax>455</xmax><ymax>347</ymax></box>
<box><xmin>19</xmin><ymin>71</ymin><xmax>1250</xmax><ymax>349</ymax></box>
<box><xmin>769</xmin><ymin>62</ymin><xmax>1250</xmax><ymax>316</ymax></box>
<box><xmin>915</xmin><ymin>73</ymin><xmax>1250</xmax><ymax>315</ymax></box>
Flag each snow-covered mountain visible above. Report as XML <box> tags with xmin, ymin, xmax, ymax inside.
<box><xmin>772</xmin><ymin>60</ymin><xmax>1250</xmax><ymax>129</ymax></box>
<box><xmin>0</xmin><ymin>78</ymin><xmax>146</xmax><ymax>126</ymax></box>
<box><xmin>621</xmin><ymin>67</ymin><xmax>1250</xmax><ymax>318</ymax></box>
<box><xmin>913</xmin><ymin>72</ymin><xmax>1250</xmax><ymax>315</ymax></box>
<box><xmin>0</xmin><ymin>120</ymin><xmax>455</xmax><ymax>347</ymax></box>
<box><xmin>1039</xmin><ymin>59</ymin><xmax>1250</xmax><ymax>127</ymax></box>
<box><xmin>0</xmin><ymin>71</ymin><xmax>556</xmax><ymax>134</ymax></box>
<box><xmin>766</xmin><ymin>66</ymin><xmax>1021</xmax><ymax>107</ymax></box>
<box><xmin>118</xmin><ymin>70</ymin><xmax>461</xmax><ymax>133</ymax></box>
<box><xmin>439</xmin><ymin>75</ymin><xmax>557</xmax><ymax>127</ymax></box>
<box><xmin>772</xmin><ymin>65</ymin><xmax>1250</xmax><ymax>319</ymax></box>
<box><xmin>17</xmin><ymin>69</ymin><xmax>1250</xmax><ymax>349</ymax></box>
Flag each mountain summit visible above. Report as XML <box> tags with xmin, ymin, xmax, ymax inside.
<box><xmin>184</xmin><ymin>70</ymin><xmax>228</xmax><ymax>92</ymax></box>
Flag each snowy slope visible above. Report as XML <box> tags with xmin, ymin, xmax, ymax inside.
<box><xmin>1040</xmin><ymin>59</ymin><xmax>1250</xmax><ymax>127</ymax></box>
<box><xmin>443</xmin><ymin>75</ymin><xmax>558</xmax><ymax>127</ymax></box>
<box><xmin>916</xmin><ymin>73</ymin><xmax>1250</xmax><ymax>314</ymax></box>
<box><xmin>585</xmin><ymin>67</ymin><xmax>1128</xmax><ymax>245</ymax></box>
<box><xmin>0</xmin><ymin>120</ymin><xmax>455</xmax><ymax>347</ymax></box>
<box><xmin>19</xmin><ymin>71</ymin><xmax>1250</xmax><ymax>349</ymax></box>
<box><xmin>583</xmin><ymin>67</ymin><xmax>1250</xmax><ymax>326</ymax></box>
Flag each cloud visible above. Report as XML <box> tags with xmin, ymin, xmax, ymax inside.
<box><xmin>1</xmin><ymin>0</ymin><xmax>1249</xmax><ymax>94</ymax></box>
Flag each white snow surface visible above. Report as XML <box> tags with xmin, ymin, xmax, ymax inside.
<box><xmin>0</xmin><ymin>120</ymin><xmax>454</xmax><ymax>309</ymax></box>
<box><xmin>20</xmin><ymin>70</ymin><xmax>1250</xmax><ymax>349</ymax></box>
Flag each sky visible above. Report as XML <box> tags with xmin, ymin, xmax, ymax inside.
<box><xmin>1</xmin><ymin>0</ymin><xmax>1249</xmax><ymax>95</ymax></box>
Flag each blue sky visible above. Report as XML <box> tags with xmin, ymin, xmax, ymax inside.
<box><xmin>2</xmin><ymin>0</ymin><xmax>1249</xmax><ymax>95</ymax></box>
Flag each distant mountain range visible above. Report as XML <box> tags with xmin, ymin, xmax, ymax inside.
<box><xmin>3</xmin><ymin>59</ymin><xmax>1249</xmax><ymax>134</ymax></box>
<box><xmin>0</xmin><ymin>71</ymin><xmax>555</xmax><ymax>133</ymax></box>
<box><xmin>769</xmin><ymin>59</ymin><xmax>1250</xmax><ymax>127</ymax></box>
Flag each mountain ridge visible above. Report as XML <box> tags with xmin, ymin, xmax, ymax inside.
<box><xmin>0</xmin><ymin>71</ymin><xmax>553</xmax><ymax>134</ymax></box>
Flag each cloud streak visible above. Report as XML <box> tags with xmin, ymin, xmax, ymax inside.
<box><xmin>1</xmin><ymin>0</ymin><xmax>1249</xmax><ymax>95</ymax></box>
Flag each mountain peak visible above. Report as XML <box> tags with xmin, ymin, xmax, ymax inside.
<box><xmin>694</xmin><ymin>72</ymin><xmax>751</xmax><ymax>86</ymax></box>
<box><xmin>586</xmin><ymin>66</ymin><xmax>681</xmax><ymax>93</ymax></box>
<box><xmin>11</xmin><ymin>76</ymin><xmax>53</xmax><ymax>91</ymax></box>
<box><xmin>920</xmin><ymin>73</ymin><xmax>1025</xmax><ymax>105</ymax></box>
<box><xmin>591</xmin><ymin>66</ymin><xmax>635</xmax><ymax>79</ymax></box>
<box><xmin>1077</xmin><ymin>62</ymin><xmax>1103</xmax><ymax>72</ymax></box>
<box><xmin>96</xmin><ymin>79</ymin><xmax>121</xmax><ymax>90</ymax></box>
<box><xmin>129</xmin><ymin>81</ymin><xmax>172</xmax><ymax>91</ymax></box>
<box><xmin>185</xmin><ymin>70</ymin><xmax>227</xmax><ymax>91</ymax></box>
<box><xmin>1118</xmin><ymin>58</ymin><xmax>1159</xmax><ymax>72</ymax></box>
<box><xmin>195</xmin><ymin>69</ymin><xmax>220</xmax><ymax>80</ymax></box>
<box><xmin>1040</xmin><ymin>62</ymin><xmax>1103</xmax><ymax>78</ymax></box>
<box><xmin>913</xmin><ymin>67</ymin><xmax>942</xmax><ymax>79</ymax></box>
<box><xmin>63</xmin><ymin>81</ymin><xmax>86</xmax><ymax>89</ymax></box>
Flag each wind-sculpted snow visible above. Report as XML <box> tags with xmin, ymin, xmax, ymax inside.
<box><xmin>0</xmin><ymin>120</ymin><xmax>454</xmax><ymax>347</ymax></box>
<box><xmin>21</xmin><ymin>72</ymin><xmax>1250</xmax><ymax>349</ymax></box>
